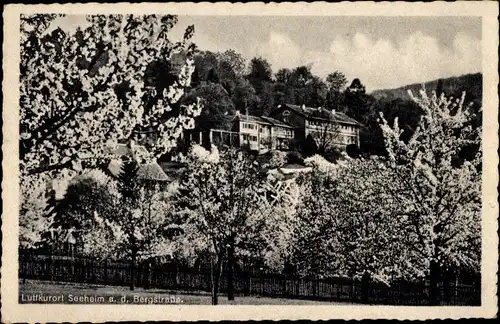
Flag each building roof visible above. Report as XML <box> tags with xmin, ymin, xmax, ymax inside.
<box><xmin>280</xmin><ymin>104</ymin><xmax>363</xmax><ymax>126</ymax></box>
<box><xmin>260</xmin><ymin>116</ymin><xmax>294</xmax><ymax>128</ymax></box>
<box><xmin>105</xmin><ymin>142</ymin><xmax>170</xmax><ymax>182</ymax></box>
<box><xmin>234</xmin><ymin>113</ymin><xmax>294</xmax><ymax>128</ymax></box>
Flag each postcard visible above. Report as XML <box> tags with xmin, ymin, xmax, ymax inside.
<box><xmin>2</xmin><ymin>1</ymin><xmax>498</xmax><ymax>322</ymax></box>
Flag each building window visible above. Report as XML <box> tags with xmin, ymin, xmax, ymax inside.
<box><xmin>243</xmin><ymin>123</ymin><xmax>257</xmax><ymax>130</ymax></box>
<box><xmin>283</xmin><ymin>110</ymin><xmax>290</xmax><ymax>116</ymax></box>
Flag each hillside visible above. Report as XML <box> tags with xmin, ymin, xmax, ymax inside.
<box><xmin>371</xmin><ymin>73</ymin><xmax>482</xmax><ymax>106</ymax></box>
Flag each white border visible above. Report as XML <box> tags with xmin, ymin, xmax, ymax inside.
<box><xmin>2</xmin><ymin>2</ymin><xmax>498</xmax><ymax>322</ymax></box>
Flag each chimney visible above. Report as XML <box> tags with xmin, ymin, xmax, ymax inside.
<box><xmin>318</xmin><ymin>106</ymin><xmax>322</xmax><ymax>112</ymax></box>
<box><xmin>235</xmin><ymin>110</ymin><xmax>240</xmax><ymax>117</ymax></box>
<box><xmin>331</xmin><ymin>109</ymin><xmax>336</xmax><ymax>115</ymax></box>
<box><xmin>301</xmin><ymin>104</ymin><xmax>306</xmax><ymax>111</ymax></box>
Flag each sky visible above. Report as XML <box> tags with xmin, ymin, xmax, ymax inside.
<box><xmin>54</xmin><ymin>15</ymin><xmax>482</xmax><ymax>91</ymax></box>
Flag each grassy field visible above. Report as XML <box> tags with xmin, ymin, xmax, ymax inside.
<box><xmin>19</xmin><ymin>279</ymin><xmax>346</xmax><ymax>305</ymax></box>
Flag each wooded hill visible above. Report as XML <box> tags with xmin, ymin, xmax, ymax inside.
<box><xmin>371</xmin><ymin>73</ymin><xmax>482</xmax><ymax>106</ymax></box>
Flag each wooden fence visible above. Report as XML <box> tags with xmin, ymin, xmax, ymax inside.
<box><xmin>19</xmin><ymin>254</ymin><xmax>480</xmax><ymax>306</ymax></box>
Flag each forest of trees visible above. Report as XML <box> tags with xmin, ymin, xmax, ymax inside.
<box><xmin>19</xmin><ymin>14</ymin><xmax>483</xmax><ymax>306</ymax></box>
<box><xmin>177</xmin><ymin>49</ymin><xmax>483</xmax><ymax>158</ymax></box>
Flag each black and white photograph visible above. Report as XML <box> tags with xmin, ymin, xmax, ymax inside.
<box><xmin>2</xmin><ymin>2</ymin><xmax>498</xmax><ymax>322</ymax></box>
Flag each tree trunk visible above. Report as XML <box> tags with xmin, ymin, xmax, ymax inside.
<box><xmin>227</xmin><ymin>241</ymin><xmax>235</xmax><ymax>301</ymax></box>
<box><xmin>361</xmin><ymin>271</ymin><xmax>370</xmax><ymax>304</ymax></box>
<box><xmin>428</xmin><ymin>260</ymin><xmax>441</xmax><ymax>305</ymax></box>
<box><xmin>442</xmin><ymin>268</ymin><xmax>452</xmax><ymax>304</ymax></box>
<box><xmin>211</xmin><ymin>253</ymin><xmax>224</xmax><ymax>305</ymax></box>
<box><xmin>130</xmin><ymin>246</ymin><xmax>136</xmax><ymax>291</ymax></box>
<box><xmin>143</xmin><ymin>259</ymin><xmax>151</xmax><ymax>290</ymax></box>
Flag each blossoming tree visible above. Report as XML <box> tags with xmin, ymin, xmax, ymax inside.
<box><xmin>289</xmin><ymin>159</ymin><xmax>341</xmax><ymax>277</ymax></box>
<box><xmin>21</xmin><ymin>14</ymin><xmax>201</xmax><ymax>177</ymax></box>
<box><xmin>178</xmin><ymin>145</ymin><xmax>292</xmax><ymax>304</ymax></box>
<box><xmin>20</xmin><ymin>14</ymin><xmax>202</xmax><ymax>250</ymax></box>
<box><xmin>331</xmin><ymin>158</ymin><xmax>412</xmax><ymax>298</ymax></box>
<box><xmin>54</xmin><ymin>167</ymin><xmax>177</xmax><ymax>290</ymax></box>
<box><xmin>378</xmin><ymin>89</ymin><xmax>482</xmax><ymax>305</ymax></box>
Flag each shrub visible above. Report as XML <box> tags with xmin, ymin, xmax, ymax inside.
<box><xmin>286</xmin><ymin>151</ymin><xmax>304</xmax><ymax>165</ymax></box>
<box><xmin>259</xmin><ymin>150</ymin><xmax>287</xmax><ymax>169</ymax></box>
<box><xmin>346</xmin><ymin>144</ymin><xmax>361</xmax><ymax>158</ymax></box>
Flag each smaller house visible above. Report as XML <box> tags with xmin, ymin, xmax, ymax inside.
<box><xmin>51</xmin><ymin>141</ymin><xmax>169</xmax><ymax>201</ymax></box>
<box><xmin>105</xmin><ymin>141</ymin><xmax>170</xmax><ymax>183</ymax></box>
<box><xmin>231</xmin><ymin>112</ymin><xmax>295</xmax><ymax>152</ymax></box>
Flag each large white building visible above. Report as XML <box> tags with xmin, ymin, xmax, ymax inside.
<box><xmin>191</xmin><ymin>103</ymin><xmax>362</xmax><ymax>154</ymax></box>
<box><xmin>269</xmin><ymin>104</ymin><xmax>362</xmax><ymax>151</ymax></box>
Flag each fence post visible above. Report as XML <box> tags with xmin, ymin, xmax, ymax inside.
<box><xmin>350</xmin><ymin>279</ymin><xmax>355</xmax><ymax>302</ymax></box>
<box><xmin>260</xmin><ymin>273</ymin><xmax>264</xmax><ymax>296</ymax></box>
<box><xmin>48</xmin><ymin>255</ymin><xmax>54</xmax><ymax>281</ymax></box>
<box><xmin>473</xmin><ymin>276</ymin><xmax>481</xmax><ymax>305</ymax></box>
<box><xmin>361</xmin><ymin>272</ymin><xmax>370</xmax><ymax>304</ymax></box>
<box><xmin>104</xmin><ymin>259</ymin><xmax>108</xmax><ymax>283</ymax></box>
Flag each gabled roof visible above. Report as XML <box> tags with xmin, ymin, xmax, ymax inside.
<box><xmin>105</xmin><ymin>143</ymin><xmax>169</xmax><ymax>182</ymax></box>
<box><xmin>234</xmin><ymin>114</ymin><xmax>267</xmax><ymax>124</ymax></box>
<box><xmin>280</xmin><ymin>104</ymin><xmax>363</xmax><ymax>126</ymax></box>
<box><xmin>234</xmin><ymin>114</ymin><xmax>294</xmax><ymax>128</ymax></box>
<box><xmin>260</xmin><ymin>116</ymin><xmax>294</xmax><ymax>128</ymax></box>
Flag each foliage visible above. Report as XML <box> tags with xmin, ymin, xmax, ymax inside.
<box><xmin>332</xmin><ymin>159</ymin><xmax>408</xmax><ymax>283</ymax></box>
<box><xmin>325</xmin><ymin>71</ymin><xmax>348</xmax><ymax>111</ymax></box>
<box><xmin>20</xmin><ymin>14</ymin><xmax>201</xmax><ymax>179</ymax></box>
<box><xmin>19</xmin><ymin>16</ymin><xmax>484</xmax><ymax>306</ymax></box>
<box><xmin>180</xmin><ymin>146</ymin><xmax>269</xmax><ymax>256</ymax></box>
<box><xmin>19</xmin><ymin>174</ymin><xmax>53</xmax><ymax>249</ymax></box>
<box><xmin>257</xmin><ymin>150</ymin><xmax>287</xmax><ymax>169</ymax></box>
<box><xmin>303</xmin><ymin>154</ymin><xmax>340</xmax><ymax>174</ymax></box>
<box><xmin>288</xmin><ymin>164</ymin><xmax>340</xmax><ymax>277</ymax></box>
<box><xmin>345</xmin><ymin>144</ymin><xmax>361</xmax><ymax>158</ymax></box>
<box><xmin>303</xmin><ymin>134</ymin><xmax>318</xmax><ymax>157</ymax></box>
<box><xmin>344</xmin><ymin>78</ymin><xmax>375</xmax><ymax>123</ymax></box>
<box><xmin>185</xmin><ymin>83</ymin><xmax>234</xmax><ymax>130</ymax></box>
<box><xmin>247</xmin><ymin>57</ymin><xmax>273</xmax><ymax>84</ymax></box>
<box><xmin>20</xmin><ymin>14</ymin><xmax>202</xmax><ymax>258</ymax></box>
<box><xmin>52</xmin><ymin>169</ymin><xmax>119</xmax><ymax>232</ymax></box>
<box><xmin>289</xmin><ymin>157</ymin><xmax>412</xmax><ymax>283</ymax></box>
<box><xmin>286</xmin><ymin>151</ymin><xmax>304</xmax><ymax>165</ymax></box>
<box><xmin>257</xmin><ymin>176</ymin><xmax>304</xmax><ymax>272</ymax></box>
<box><xmin>178</xmin><ymin>145</ymin><xmax>293</xmax><ymax>303</ymax></box>
<box><xmin>371</xmin><ymin>73</ymin><xmax>482</xmax><ymax>106</ymax></box>
<box><xmin>379</xmin><ymin>89</ymin><xmax>481</xmax><ymax>302</ymax></box>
